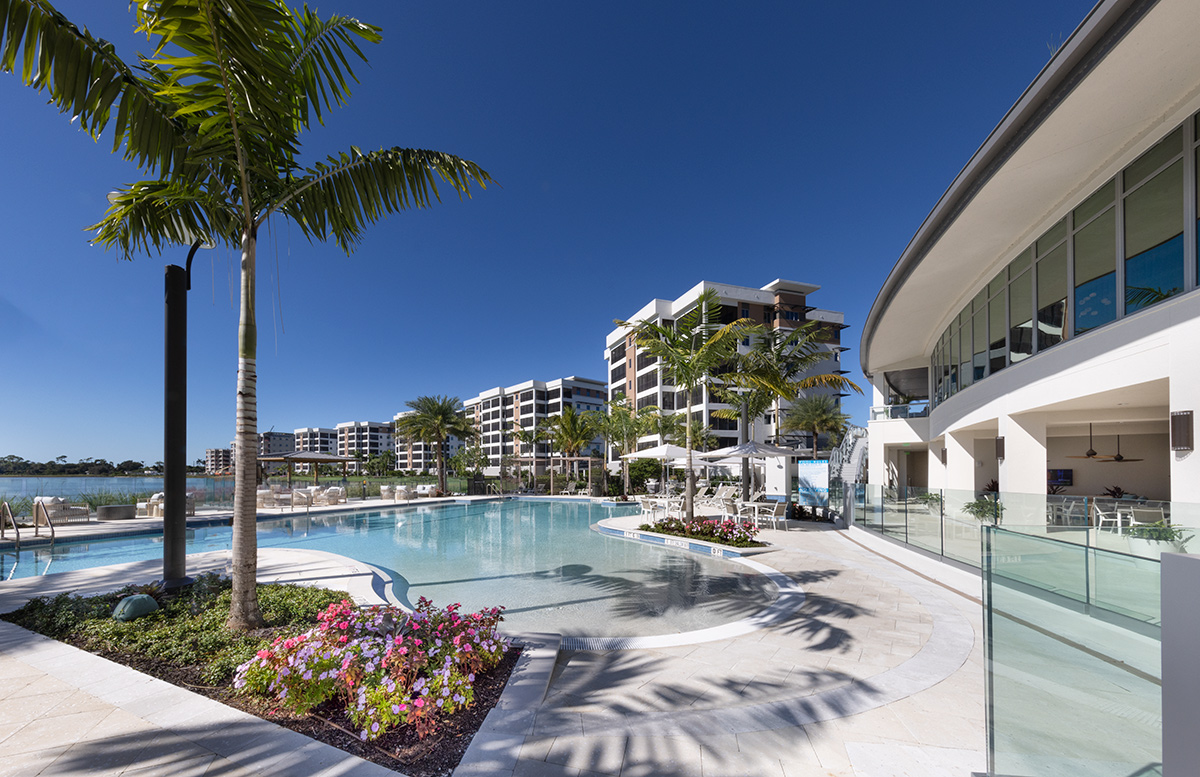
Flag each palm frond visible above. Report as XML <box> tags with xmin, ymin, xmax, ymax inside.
<box><xmin>90</xmin><ymin>181</ymin><xmax>233</xmax><ymax>258</ymax></box>
<box><xmin>0</xmin><ymin>0</ymin><xmax>188</xmax><ymax>174</ymax></box>
<box><xmin>273</xmin><ymin>147</ymin><xmax>494</xmax><ymax>251</ymax></box>
<box><xmin>285</xmin><ymin>7</ymin><xmax>380</xmax><ymax>125</ymax></box>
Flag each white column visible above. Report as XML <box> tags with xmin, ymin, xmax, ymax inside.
<box><xmin>998</xmin><ymin>413</ymin><xmax>1047</xmax><ymax>495</ymax></box>
<box><xmin>867</xmin><ymin>379</ymin><xmax>888</xmax><ymax>486</ymax></box>
<box><xmin>1169</xmin><ymin>331</ymin><xmax>1200</xmax><ymax>526</ymax></box>
<box><xmin>927</xmin><ymin>440</ymin><xmax>946</xmax><ymax>489</ymax></box>
<box><xmin>945</xmin><ymin>430</ymin><xmax>977</xmax><ymax>494</ymax></box>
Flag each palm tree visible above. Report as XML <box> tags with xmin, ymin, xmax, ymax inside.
<box><xmin>589</xmin><ymin>394</ymin><xmax>655</xmax><ymax>497</ymax></box>
<box><xmin>395</xmin><ymin>396</ymin><xmax>478</xmax><ymax>494</ymax></box>
<box><xmin>2</xmin><ymin>2</ymin><xmax>493</xmax><ymax>630</ymax></box>
<box><xmin>546</xmin><ymin>406</ymin><xmax>598</xmax><ymax>481</ymax></box>
<box><xmin>616</xmin><ymin>288</ymin><xmax>754</xmax><ymax>520</ymax></box>
<box><xmin>743</xmin><ymin>323</ymin><xmax>862</xmax><ymax>444</ymax></box>
<box><xmin>510</xmin><ymin>425</ymin><xmax>542</xmax><ymax>490</ymax></box>
<box><xmin>782</xmin><ymin>395</ymin><xmax>851</xmax><ymax>460</ymax></box>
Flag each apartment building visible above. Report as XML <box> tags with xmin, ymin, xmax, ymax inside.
<box><xmin>392</xmin><ymin>410</ymin><xmax>465</xmax><ymax>473</ymax></box>
<box><xmin>464</xmin><ymin>376</ymin><xmax>607</xmax><ymax>475</ymax></box>
<box><xmin>605</xmin><ymin>279</ymin><xmax>848</xmax><ymax>458</ymax></box>
<box><xmin>292</xmin><ymin>427</ymin><xmax>337</xmax><ymax>474</ymax></box>
<box><xmin>336</xmin><ymin>421</ymin><xmax>395</xmax><ymax>472</ymax></box>
<box><xmin>204</xmin><ymin>447</ymin><xmax>232</xmax><ymax>475</ymax></box>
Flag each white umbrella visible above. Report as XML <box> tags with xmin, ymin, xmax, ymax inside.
<box><xmin>698</xmin><ymin>441</ymin><xmax>799</xmax><ymax>459</ymax></box>
<box><xmin>621</xmin><ymin>443</ymin><xmax>692</xmax><ymax>460</ymax></box>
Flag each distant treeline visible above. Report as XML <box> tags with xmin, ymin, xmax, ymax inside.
<box><xmin>0</xmin><ymin>455</ymin><xmax>201</xmax><ymax>476</ymax></box>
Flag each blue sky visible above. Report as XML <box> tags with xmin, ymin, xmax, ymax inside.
<box><xmin>0</xmin><ymin>0</ymin><xmax>1097</xmax><ymax>465</ymax></box>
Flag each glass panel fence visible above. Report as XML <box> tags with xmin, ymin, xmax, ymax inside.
<box><xmin>984</xmin><ymin>526</ymin><xmax>1162</xmax><ymax>776</ymax></box>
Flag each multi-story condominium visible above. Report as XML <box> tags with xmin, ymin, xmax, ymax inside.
<box><xmin>605</xmin><ymin>279</ymin><xmax>848</xmax><ymax>459</ymax></box>
<box><xmin>336</xmin><ymin>421</ymin><xmax>395</xmax><ymax>472</ymax></box>
<box><xmin>257</xmin><ymin>431</ymin><xmax>293</xmax><ymax>474</ymax></box>
<box><xmin>464</xmin><ymin>376</ymin><xmax>608</xmax><ymax>475</ymax></box>
<box><xmin>392</xmin><ymin>410</ymin><xmax>465</xmax><ymax>473</ymax></box>
<box><xmin>861</xmin><ymin>0</ymin><xmax>1200</xmax><ymax>513</ymax></box>
<box><xmin>204</xmin><ymin>447</ymin><xmax>233</xmax><ymax>475</ymax></box>
<box><xmin>293</xmin><ymin>427</ymin><xmax>337</xmax><ymax>474</ymax></box>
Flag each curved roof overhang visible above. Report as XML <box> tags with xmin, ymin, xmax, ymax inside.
<box><xmin>861</xmin><ymin>0</ymin><xmax>1200</xmax><ymax>377</ymax></box>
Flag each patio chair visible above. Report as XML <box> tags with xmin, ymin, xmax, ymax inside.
<box><xmin>397</xmin><ymin>486</ymin><xmax>416</xmax><ymax>502</ymax></box>
<box><xmin>1094</xmin><ymin>504</ymin><xmax>1121</xmax><ymax>531</ymax></box>
<box><xmin>256</xmin><ymin>488</ymin><xmax>276</xmax><ymax>508</ymax></box>
<box><xmin>136</xmin><ymin>493</ymin><xmax>165</xmax><ymax>518</ymax></box>
<box><xmin>1129</xmin><ymin>506</ymin><xmax>1166</xmax><ymax>530</ymax></box>
<box><xmin>33</xmin><ymin>496</ymin><xmax>90</xmax><ymax>525</ymax></box>
<box><xmin>740</xmin><ymin>499</ymin><xmax>787</xmax><ymax>531</ymax></box>
<box><xmin>291</xmin><ymin>489</ymin><xmax>313</xmax><ymax>510</ymax></box>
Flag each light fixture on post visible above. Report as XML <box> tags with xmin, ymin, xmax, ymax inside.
<box><xmin>995</xmin><ymin>436</ymin><xmax>1006</xmax><ymax>460</ymax></box>
<box><xmin>1171</xmin><ymin>411</ymin><xmax>1194</xmax><ymax>452</ymax></box>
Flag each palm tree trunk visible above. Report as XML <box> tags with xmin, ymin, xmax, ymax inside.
<box><xmin>436</xmin><ymin>435</ymin><xmax>446</xmax><ymax>493</ymax></box>
<box><xmin>684</xmin><ymin>405</ymin><xmax>695</xmax><ymax>521</ymax></box>
<box><xmin>228</xmin><ymin>230</ymin><xmax>264</xmax><ymax>630</ymax></box>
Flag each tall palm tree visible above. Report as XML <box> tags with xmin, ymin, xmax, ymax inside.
<box><xmin>743</xmin><ymin>323</ymin><xmax>862</xmax><ymax>444</ymax></box>
<box><xmin>617</xmin><ymin>289</ymin><xmax>754</xmax><ymax>520</ymax></box>
<box><xmin>2</xmin><ymin>1</ymin><xmax>492</xmax><ymax>630</ymax></box>
<box><xmin>782</xmin><ymin>395</ymin><xmax>851</xmax><ymax>460</ymax></box>
<box><xmin>589</xmin><ymin>394</ymin><xmax>655</xmax><ymax>497</ymax></box>
<box><xmin>546</xmin><ymin>406</ymin><xmax>598</xmax><ymax>479</ymax></box>
<box><xmin>395</xmin><ymin>396</ymin><xmax>478</xmax><ymax>494</ymax></box>
<box><xmin>510</xmin><ymin>425</ymin><xmax>542</xmax><ymax>489</ymax></box>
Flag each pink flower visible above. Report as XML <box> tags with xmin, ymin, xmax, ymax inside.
<box><xmin>415</xmin><ymin>698</ymin><xmax>425</xmax><ymax>708</ymax></box>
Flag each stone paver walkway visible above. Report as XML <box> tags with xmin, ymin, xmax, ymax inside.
<box><xmin>0</xmin><ymin>509</ymin><xmax>987</xmax><ymax>777</ymax></box>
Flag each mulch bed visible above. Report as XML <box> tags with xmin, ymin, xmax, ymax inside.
<box><xmin>79</xmin><ymin>638</ymin><xmax>522</xmax><ymax>777</ymax></box>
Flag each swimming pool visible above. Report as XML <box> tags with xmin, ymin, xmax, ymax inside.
<box><xmin>0</xmin><ymin>499</ymin><xmax>776</xmax><ymax>637</ymax></box>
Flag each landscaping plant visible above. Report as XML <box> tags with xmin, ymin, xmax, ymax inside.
<box><xmin>235</xmin><ymin>597</ymin><xmax>507</xmax><ymax>741</ymax></box>
<box><xmin>638</xmin><ymin>516</ymin><xmax>764</xmax><ymax>547</ymax></box>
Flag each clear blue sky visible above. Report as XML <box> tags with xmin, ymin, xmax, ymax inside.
<box><xmin>0</xmin><ymin>0</ymin><xmax>1096</xmax><ymax>465</ymax></box>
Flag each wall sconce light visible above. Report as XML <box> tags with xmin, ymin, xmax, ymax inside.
<box><xmin>995</xmin><ymin>436</ymin><xmax>1005</xmax><ymax>460</ymax></box>
<box><xmin>940</xmin><ymin>448</ymin><xmax>947</xmax><ymax>465</ymax></box>
<box><xmin>1171</xmin><ymin>411</ymin><xmax>1194</xmax><ymax>451</ymax></box>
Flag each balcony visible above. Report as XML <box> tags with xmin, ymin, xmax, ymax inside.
<box><xmin>869</xmin><ymin>401</ymin><xmax>929</xmax><ymax>420</ymax></box>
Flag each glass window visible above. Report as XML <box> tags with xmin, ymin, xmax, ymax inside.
<box><xmin>1125</xmin><ymin>127</ymin><xmax>1181</xmax><ymax>189</ymax></box>
<box><xmin>1037</xmin><ymin>243</ymin><xmax>1067</xmax><ymax>350</ymax></box>
<box><xmin>989</xmin><ymin>269</ymin><xmax>1006</xmax><ymax>298</ymax></box>
<box><xmin>949</xmin><ymin>329</ymin><xmax>959</xmax><ymax>394</ymax></box>
<box><xmin>959</xmin><ymin>312</ymin><xmax>973</xmax><ymax>388</ymax></box>
<box><xmin>1074</xmin><ymin>205</ymin><xmax>1116</xmax><ymax>333</ymax></box>
<box><xmin>1125</xmin><ymin>159</ymin><xmax>1183</xmax><ymax>313</ymax></box>
<box><xmin>1036</xmin><ymin>218</ymin><xmax>1067</xmax><ymax>256</ymax></box>
<box><xmin>973</xmin><ymin>308</ymin><xmax>987</xmax><ymax>380</ymax></box>
<box><xmin>989</xmin><ymin>291</ymin><xmax>1006</xmax><ymax>374</ymax></box>
<box><xmin>1075</xmin><ymin>181</ymin><xmax>1114</xmax><ymax>226</ymax></box>
<box><xmin>1009</xmin><ymin>270</ymin><xmax>1033</xmax><ymax>363</ymax></box>
<box><xmin>1010</xmin><ymin>248</ymin><xmax>1032</xmax><ymax>276</ymax></box>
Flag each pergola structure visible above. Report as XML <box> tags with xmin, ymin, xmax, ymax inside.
<box><xmin>258</xmin><ymin>451</ymin><xmax>356</xmax><ymax>487</ymax></box>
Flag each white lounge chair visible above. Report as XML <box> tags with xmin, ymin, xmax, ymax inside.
<box><xmin>33</xmin><ymin>496</ymin><xmax>90</xmax><ymax>525</ymax></box>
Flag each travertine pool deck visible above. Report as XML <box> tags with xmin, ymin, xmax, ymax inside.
<box><xmin>0</xmin><ymin>508</ymin><xmax>986</xmax><ymax>777</ymax></box>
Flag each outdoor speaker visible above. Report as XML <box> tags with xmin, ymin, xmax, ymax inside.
<box><xmin>1171</xmin><ymin>411</ymin><xmax>1194</xmax><ymax>451</ymax></box>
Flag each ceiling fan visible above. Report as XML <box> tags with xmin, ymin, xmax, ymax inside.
<box><xmin>1068</xmin><ymin>424</ymin><xmax>1110</xmax><ymax>459</ymax></box>
<box><xmin>1100</xmin><ymin>435</ymin><xmax>1143</xmax><ymax>463</ymax></box>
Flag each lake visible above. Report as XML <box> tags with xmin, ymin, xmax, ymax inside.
<box><xmin>0</xmin><ymin>476</ymin><xmax>235</xmax><ymax>500</ymax></box>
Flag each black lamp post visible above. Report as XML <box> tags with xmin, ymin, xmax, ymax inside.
<box><xmin>162</xmin><ymin>238</ymin><xmax>208</xmax><ymax>589</ymax></box>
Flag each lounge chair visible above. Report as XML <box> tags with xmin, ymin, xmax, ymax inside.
<box><xmin>380</xmin><ymin>484</ymin><xmax>395</xmax><ymax>501</ymax></box>
<box><xmin>136</xmin><ymin>493</ymin><xmax>165</xmax><ymax>518</ymax></box>
<box><xmin>33</xmin><ymin>496</ymin><xmax>90</xmax><ymax>525</ymax></box>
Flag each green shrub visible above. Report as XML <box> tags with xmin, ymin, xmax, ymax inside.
<box><xmin>2</xmin><ymin>574</ymin><xmax>346</xmax><ymax>684</ymax></box>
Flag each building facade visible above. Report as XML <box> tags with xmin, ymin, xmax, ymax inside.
<box><xmin>464</xmin><ymin>376</ymin><xmax>607</xmax><ymax>475</ymax></box>
<box><xmin>605</xmin><ymin>279</ymin><xmax>848</xmax><ymax>459</ymax></box>
<box><xmin>336</xmin><ymin>421</ymin><xmax>395</xmax><ymax>472</ymax></box>
<box><xmin>204</xmin><ymin>447</ymin><xmax>232</xmax><ymax>475</ymax></box>
<box><xmin>861</xmin><ymin>0</ymin><xmax>1200</xmax><ymax>523</ymax></box>
<box><xmin>392</xmin><ymin>410</ymin><xmax>465</xmax><ymax>473</ymax></box>
<box><xmin>293</xmin><ymin>427</ymin><xmax>337</xmax><ymax>474</ymax></box>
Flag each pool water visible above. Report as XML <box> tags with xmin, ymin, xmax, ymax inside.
<box><xmin>1</xmin><ymin>499</ymin><xmax>775</xmax><ymax>637</ymax></box>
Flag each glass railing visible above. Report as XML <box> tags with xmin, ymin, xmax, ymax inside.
<box><xmin>843</xmin><ymin>481</ymin><xmax>1196</xmax><ymax>567</ymax></box>
<box><xmin>868</xmin><ymin>401</ymin><xmax>930</xmax><ymax>420</ymax></box>
<box><xmin>983</xmin><ymin>526</ymin><xmax>1163</xmax><ymax>776</ymax></box>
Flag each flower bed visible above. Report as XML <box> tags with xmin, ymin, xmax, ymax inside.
<box><xmin>236</xmin><ymin>597</ymin><xmax>508</xmax><ymax>742</ymax></box>
<box><xmin>637</xmin><ymin>516</ymin><xmax>765</xmax><ymax>547</ymax></box>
